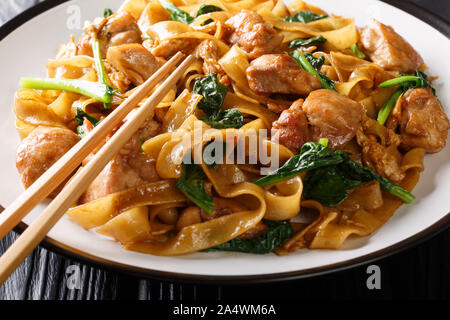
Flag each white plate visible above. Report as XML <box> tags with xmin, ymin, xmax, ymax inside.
<box><xmin>0</xmin><ymin>0</ymin><xmax>449</xmax><ymax>282</ymax></box>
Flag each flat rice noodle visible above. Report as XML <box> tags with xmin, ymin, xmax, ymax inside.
<box><xmin>14</xmin><ymin>89</ymin><xmax>66</xmax><ymax>129</ymax></box>
<box><xmin>263</xmin><ymin>14</ymin><xmax>357</xmax><ymax>50</ymax></box>
<box><xmin>67</xmin><ymin>180</ymin><xmax>187</xmax><ymax>229</ymax></box>
<box><xmin>147</xmin><ymin>21</ymin><xmax>229</xmax><ymax>55</ymax></box>
<box><xmin>96</xmin><ymin>206</ymin><xmax>153</xmax><ymax>244</ymax></box>
<box><xmin>118</xmin><ymin>0</ymin><xmax>150</xmax><ymax>20</ymax></box>
<box><xmin>286</xmin><ymin>0</ymin><xmax>328</xmax><ymax>15</ymax></box>
<box><xmin>162</xmin><ymin>89</ymin><xmax>202</xmax><ymax>132</ymax></box>
<box><xmin>125</xmin><ymin>166</ymin><xmax>267</xmax><ymax>255</ymax></box>
<box><xmin>138</xmin><ymin>0</ymin><xmax>170</xmax><ymax>34</ymax></box>
<box><xmin>46</xmin><ymin>56</ymin><xmax>94</xmax><ymax>79</ymax></box>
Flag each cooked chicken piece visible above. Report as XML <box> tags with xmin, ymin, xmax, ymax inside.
<box><xmin>79</xmin><ymin>154</ymin><xmax>149</xmax><ymax>203</ymax></box>
<box><xmin>201</xmin><ymin>197</ymin><xmax>266</xmax><ymax>239</ymax></box>
<box><xmin>16</xmin><ymin>126</ymin><xmax>80</xmax><ymax>189</ymax></box>
<box><xmin>194</xmin><ymin>40</ymin><xmax>229</xmax><ymax>85</ymax></box>
<box><xmin>104</xmin><ymin>61</ymin><xmax>132</xmax><ymax>93</ymax></box>
<box><xmin>247</xmin><ymin>54</ymin><xmax>321</xmax><ymax>95</ymax></box>
<box><xmin>266</xmin><ymin>101</ymin><xmax>289</xmax><ymax>114</ymax></box>
<box><xmin>302</xmin><ymin>89</ymin><xmax>364</xmax><ymax>149</ymax></box>
<box><xmin>80</xmin><ymin>118</ymin><xmax>161</xmax><ymax>203</ymax></box>
<box><xmin>356</xmin><ymin>128</ymin><xmax>405</xmax><ymax>182</ymax></box>
<box><xmin>77</xmin><ymin>11</ymin><xmax>142</xmax><ymax>57</ymax></box>
<box><xmin>224</xmin><ymin>10</ymin><xmax>283</xmax><ymax>59</ymax></box>
<box><xmin>77</xmin><ymin>34</ymin><xmax>93</xmax><ymax>56</ymax></box>
<box><xmin>146</xmin><ymin>38</ymin><xmax>200</xmax><ymax>58</ymax></box>
<box><xmin>398</xmin><ymin>88</ymin><xmax>450</xmax><ymax>153</ymax></box>
<box><xmin>360</xmin><ymin>19</ymin><xmax>424</xmax><ymax>73</ymax></box>
<box><xmin>176</xmin><ymin>207</ymin><xmax>202</xmax><ymax>231</ymax></box>
<box><xmin>106</xmin><ymin>44</ymin><xmax>161</xmax><ymax>86</ymax></box>
<box><xmin>271</xmin><ymin>102</ymin><xmax>310</xmax><ymax>153</ymax></box>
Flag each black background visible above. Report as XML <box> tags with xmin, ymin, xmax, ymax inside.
<box><xmin>0</xmin><ymin>0</ymin><xmax>449</xmax><ymax>300</ymax></box>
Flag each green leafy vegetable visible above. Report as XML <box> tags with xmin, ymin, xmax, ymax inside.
<box><xmin>303</xmin><ymin>166</ymin><xmax>360</xmax><ymax>207</ymax></box>
<box><xmin>283</xmin><ymin>10</ymin><xmax>328</xmax><ymax>23</ymax></box>
<box><xmin>160</xmin><ymin>0</ymin><xmax>194</xmax><ymax>24</ymax></box>
<box><xmin>202</xmin><ymin>109</ymin><xmax>244</xmax><ymax>129</ymax></box>
<box><xmin>193</xmin><ymin>74</ymin><xmax>244</xmax><ymax>129</ymax></box>
<box><xmin>290</xmin><ymin>50</ymin><xmax>335</xmax><ymax>91</ymax></box>
<box><xmin>337</xmin><ymin>152</ymin><xmax>415</xmax><ymax>204</ymax></box>
<box><xmin>103</xmin><ymin>8</ymin><xmax>113</xmax><ymax>18</ymax></box>
<box><xmin>304</xmin><ymin>53</ymin><xmax>325</xmax><ymax>69</ymax></box>
<box><xmin>254</xmin><ymin>142</ymin><xmax>343</xmax><ymax>187</ymax></box>
<box><xmin>349</xmin><ymin>44</ymin><xmax>366</xmax><ymax>59</ymax></box>
<box><xmin>75</xmin><ymin>108</ymin><xmax>99</xmax><ymax>127</ymax></box>
<box><xmin>206</xmin><ymin>220</ymin><xmax>293</xmax><ymax>254</ymax></box>
<box><xmin>74</xmin><ymin>108</ymin><xmax>99</xmax><ymax>138</ymax></box>
<box><xmin>377</xmin><ymin>70</ymin><xmax>436</xmax><ymax>124</ymax></box>
<box><xmin>193</xmin><ymin>74</ymin><xmax>228</xmax><ymax>115</ymax></box>
<box><xmin>176</xmin><ymin>161</ymin><xmax>214</xmax><ymax>213</ymax></box>
<box><xmin>254</xmin><ymin>142</ymin><xmax>415</xmax><ymax>205</ymax></box>
<box><xmin>196</xmin><ymin>4</ymin><xmax>223</xmax><ymax>16</ymax></box>
<box><xmin>20</xmin><ymin>77</ymin><xmax>114</xmax><ymax>103</ymax></box>
<box><xmin>92</xmin><ymin>38</ymin><xmax>112</xmax><ymax>109</ymax></box>
<box><xmin>288</xmin><ymin>35</ymin><xmax>326</xmax><ymax>48</ymax></box>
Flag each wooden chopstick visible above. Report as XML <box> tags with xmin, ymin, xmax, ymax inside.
<box><xmin>0</xmin><ymin>52</ymin><xmax>183</xmax><ymax>241</ymax></box>
<box><xmin>0</xmin><ymin>54</ymin><xmax>195</xmax><ymax>285</ymax></box>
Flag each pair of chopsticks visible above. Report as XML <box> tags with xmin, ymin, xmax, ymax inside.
<box><xmin>0</xmin><ymin>52</ymin><xmax>195</xmax><ymax>285</ymax></box>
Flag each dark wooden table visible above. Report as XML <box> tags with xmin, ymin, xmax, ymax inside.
<box><xmin>0</xmin><ymin>0</ymin><xmax>449</xmax><ymax>301</ymax></box>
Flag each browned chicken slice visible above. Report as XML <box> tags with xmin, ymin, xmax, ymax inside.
<box><xmin>104</xmin><ymin>61</ymin><xmax>132</xmax><ymax>93</ymax></box>
<box><xmin>176</xmin><ymin>207</ymin><xmax>202</xmax><ymax>231</ymax></box>
<box><xmin>224</xmin><ymin>10</ymin><xmax>283</xmax><ymax>60</ymax></box>
<box><xmin>271</xmin><ymin>101</ymin><xmax>310</xmax><ymax>154</ymax></box>
<box><xmin>303</xmin><ymin>89</ymin><xmax>364</xmax><ymax>149</ymax></box>
<box><xmin>360</xmin><ymin>19</ymin><xmax>424</xmax><ymax>73</ymax></box>
<box><xmin>16</xmin><ymin>126</ymin><xmax>80</xmax><ymax>189</ymax></box>
<box><xmin>78</xmin><ymin>11</ymin><xmax>142</xmax><ymax>57</ymax></box>
<box><xmin>398</xmin><ymin>88</ymin><xmax>450</xmax><ymax>153</ymax></box>
<box><xmin>356</xmin><ymin>127</ymin><xmax>405</xmax><ymax>182</ymax></box>
<box><xmin>194</xmin><ymin>40</ymin><xmax>229</xmax><ymax>85</ymax></box>
<box><xmin>247</xmin><ymin>54</ymin><xmax>321</xmax><ymax>95</ymax></box>
<box><xmin>79</xmin><ymin>154</ymin><xmax>149</xmax><ymax>203</ymax></box>
<box><xmin>145</xmin><ymin>38</ymin><xmax>200</xmax><ymax>58</ymax></box>
<box><xmin>79</xmin><ymin>118</ymin><xmax>161</xmax><ymax>203</ymax></box>
<box><xmin>106</xmin><ymin>44</ymin><xmax>161</xmax><ymax>86</ymax></box>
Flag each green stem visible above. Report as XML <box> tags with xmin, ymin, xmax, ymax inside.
<box><xmin>387</xmin><ymin>185</ymin><xmax>415</xmax><ymax>204</ymax></box>
<box><xmin>294</xmin><ymin>50</ymin><xmax>335</xmax><ymax>91</ymax></box>
<box><xmin>92</xmin><ymin>38</ymin><xmax>111</xmax><ymax>109</ymax></box>
<box><xmin>377</xmin><ymin>87</ymin><xmax>403</xmax><ymax>125</ymax></box>
<box><xmin>318</xmin><ymin>138</ymin><xmax>329</xmax><ymax>147</ymax></box>
<box><xmin>349</xmin><ymin>44</ymin><xmax>366</xmax><ymax>59</ymax></box>
<box><xmin>296</xmin><ymin>51</ymin><xmax>319</xmax><ymax>77</ymax></box>
<box><xmin>379</xmin><ymin>76</ymin><xmax>420</xmax><ymax>88</ymax></box>
<box><xmin>20</xmin><ymin>77</ymin><xmax>113</xmax><ymax>103</ymax></box>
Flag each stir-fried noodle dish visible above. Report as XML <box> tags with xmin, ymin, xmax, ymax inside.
<box><xmin>14</xmin><ymin>0</ymin><xmax>450</xmax><ymax>256</ymax></box>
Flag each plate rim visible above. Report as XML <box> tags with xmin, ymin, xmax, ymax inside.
<box><xmin>1</xmin><ymin>0</ymin><xmax>449</xmax><ymax>284</ymax></box>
